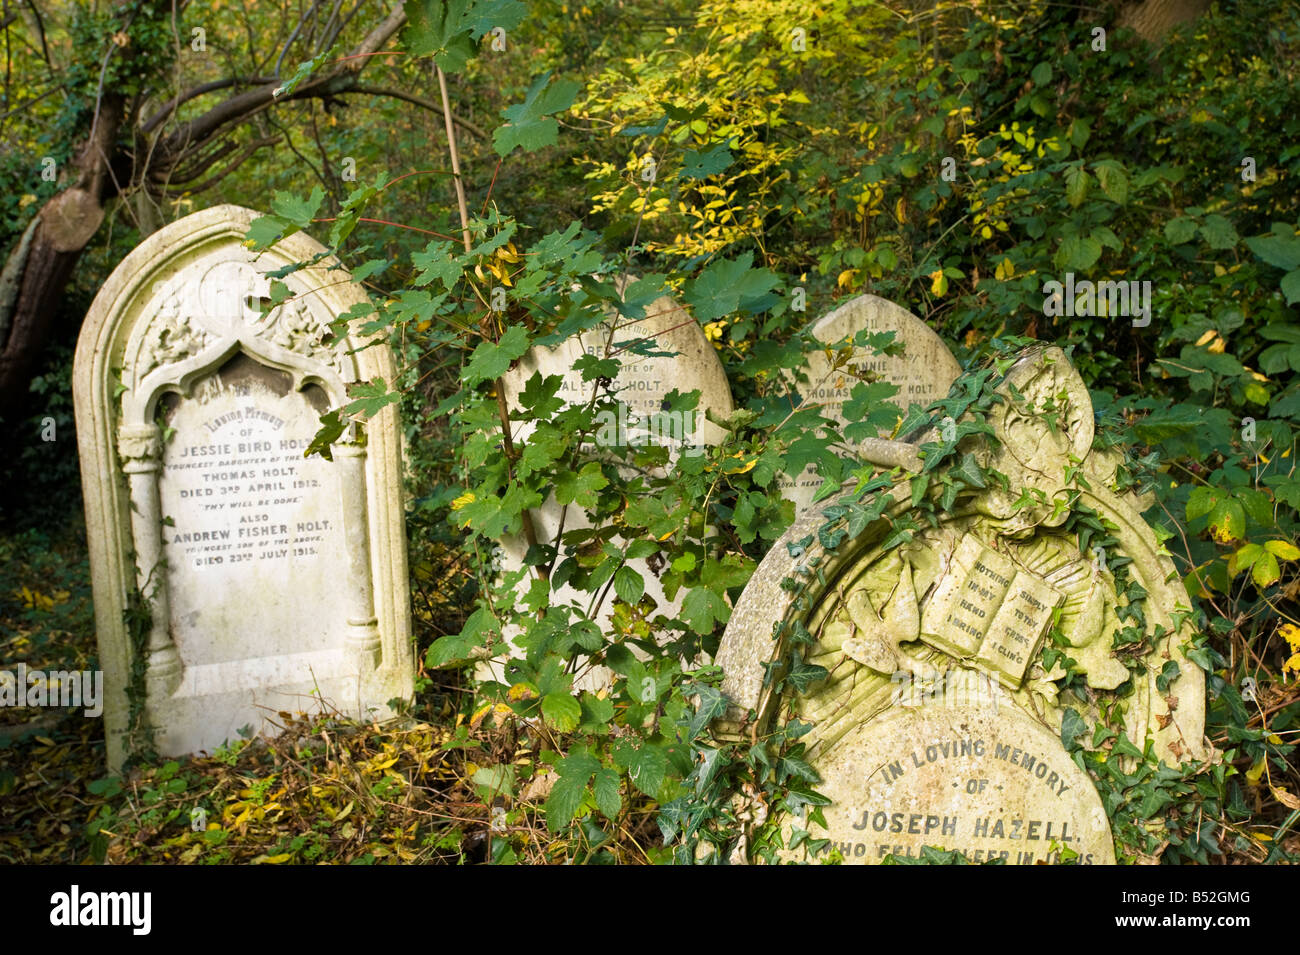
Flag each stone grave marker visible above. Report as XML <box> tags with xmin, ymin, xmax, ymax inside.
<box><xmin>780</xmin><ymin>295</ymin><xmax>961</xmax><ymax>510</ymax></box>
<box><xmin>714</xmin><ymin>346</ymin><xmax>1207</xmax><ymax>864</ymax></box>
<box><xmin>490</xmin><ymin>285</ymin><xmax>734</xmax><ymax>686</ymax></box>
<box><xmin>75</xmin><ymin>205</ymin><xmax>413</xmax><ymax>771</ymax></box>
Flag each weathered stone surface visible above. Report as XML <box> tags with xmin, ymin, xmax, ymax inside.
<box><xmin>75</xmin><ymin>205</ymin><xmax>413</xmax><ymax>771</ymax></box>
<box><xmin>779</xmin><ymin>295</ymin><xmax>960</xmax><ymax>509</ymax></box>
<box><xmin>715</xmin><ymin>346</ymin><xmax>1207</xmax><ymax>863</ymax></box>
<box><xmin>490</xmin><ymin>287</ymin><xmax>734</xmax><ymax>687</ymax></box>
<box><xmin>792</xmin><ymin>705</ymin><xmax>1114</xmax><ymax>864</ymax></box>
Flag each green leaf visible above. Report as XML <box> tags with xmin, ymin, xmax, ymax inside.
<box><xmin>1251</xmin><ymin>550</ymin><xmax>1281</xmax><ymax>588</ymax></box>
<box><xmin>462</xmin><ymin>325</ymin><xmax>529</xmax><ymax>386</ymax></box>
<box><xmin>404</xmin><ymin>0</ymin><xmax>527</xmax><ymax>71</ymax></box>
<box><xmin>554</xmin><ymin>461</ymin><xmax>608</xmax><ymax>508</ymax></box>
<box><xmin>546</xmin><ymin>749</ymin><xmax>600</xmax><ymax>830</ymax></box>
<box><xmin>1060</xmin><ymin>707</ymin><xmax>1086</xmax><ymax>753</ymax></box>
<box><xmin>622</xmin><ymin>743</ymin><xmax>668</xmax><ymax>800</ymax></box>
<box><xmin>681</xmin><ymin>587</ymin><xmax>730</xmax><ymax>635</ymax></box>
<box><xmin>1055</xmin><ymin>234</ymin><xmax>1102</xmax><ymax>271</ymax></box>
<box><xmin>1244</xmin><ymin>227</ymin><xmax>1300</xmax><ymax>271</ymax></box>
<box><xmin>1265</xmin><ymin>540</ymin><xmax>1300</xmax><ymax>560</ymax></box>
<box><xmin>343</xmin><ymin>378</ymin><xmax>401</xmax><ymax>419</ymax></box>
<box><xmin>1198</xmin><ymin>214</ymin><xmax>1238</xmax><ymax>251</ymax></box>
<box><xmin>1281</xmin><ymin>269</ymin><xmax>1300</xmax><ymax>306</ymax></box>
<box><xmin>684</xmin><ymin>253</ymin><xmax>781</xmax><ymax>322</ymax></box>
<box><xmin>592</xmin><ymin>767</ymin><xmax>622</xmax><ymax>820</ymax></box>
<box><xmin>613</xmin><ymin>565</ymin><xmax>645</xmax><ymax>605</ymax></box>
<box><xmin>541</xmin><ymin>691</ymin><xmax>581</xmax><ymax>732</ymax></box>
<box><xmin>1092</xmin><ymin>160</ymin><xmax>1128</xmax><ymax>205</ymax></box>
<box><xmin>1163</xmin><ymin>217</ymin><xmax>1198</xmax><ymax>245</ymax></box>
<box><xmin>411</xmin><ymin>240</ymin><xmax>461</xmax><ymax>289</ymax></box>
<box><xmin>493</xmin><ymin>72</ymin><xmax>582</xmax><ymax>156</ymax></box>
<box><xmin>1208</xmin><ymin>497</ymin><xmax>1245</xmax><ymax>544</ymax></box>
<box><xmin>679</xmin><ymin>140</ymin><xmax>734</xmax><ymax>180</ymax></box>
<box><xmin>786</xmin><ymin>652</ymin><xmax>829</xmax><ymax>693</ymax></box>
<box><xmin>1064</xmin><ymin>164</ymin><xmax>1091</xmax><ymax>209</ymax></box>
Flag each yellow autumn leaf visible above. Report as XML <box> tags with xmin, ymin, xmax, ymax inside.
<box><xmin>1246</xmin><ymin>757</ymin><xmax>1267</xmax><ymax>783</ymax></box>
<box><xmin>1283</xmin><ymin>652</ymin><xmax>1300</xmax><ymax>676</ymax></box>
<box><xmin>469</xmin><ymin>703</ymin><xmax>493</xmax><ymax>728</ymax></box>
<box><xmin>929</xmin><ymin>270</ymin><xmax>948</xmax><ymax>297</ymax></box>
<box><xmin>1195</xmin><ymin>329</ymin><xmax>1217</xmax><ymax>347</ymax></box>
<box><xmin>1280</xmin><ymin>623</ymin><xmax>1300</xmax><ymax>650</ymax></box>
<box><xmin>508</xmin><ymin>682</ymin><xmax>537</xmax><ymax>702</ymax></box>
<box><xmin>451</xmin><ymin>491</ymin><xmax>475</xmax><ymax>511</ymax></box>
<box><xmin>994</xmin><ymin>257</ymin><xmax>1015</xmax><ymax>280</ymax></box>
<box><xmin>837</xmin><ymin>268</ymin><xmax>858</xmax><ymax>289</ymax></box>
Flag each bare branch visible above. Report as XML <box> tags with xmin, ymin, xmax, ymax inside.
<box><xmin>341</xmin><ymin>84</ymin><xmax>486</xmax><ymax>139</ymax></box>
<box><xmin>157</xmin><ymin>3</ymin><xmax>406</xmax><ymax>161</ymax></box>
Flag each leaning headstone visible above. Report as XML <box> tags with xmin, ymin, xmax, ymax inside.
<box><xmin>714</xmin><ymin>346</ymin><xmax>1207</xmax><ymax>864</ymax></box>
<box><xmin>490</xmin><ymin>287</ymin><xmax>734</xmax><ymax>687</ymax></box>
<box><xmin>75</xmin><ymin>205</ymin><xmax>413</xmax><ymax>771</ymax></box>
<box><xmin>779</xmin><ymin>295</ymin><xmax>961</xmax><ymax>510</ymax></box>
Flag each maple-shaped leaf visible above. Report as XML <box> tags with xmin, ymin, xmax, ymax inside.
<box><xmin>493</xmin><ymin>72</ymin><xmax>581</xmax><ymax>157</ymax></box>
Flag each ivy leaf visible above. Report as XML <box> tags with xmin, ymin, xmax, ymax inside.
<box><xmin>493</xmin><ymin>72</ymin><xmax>581</xmax><ymax>156</ymax></box>
<box><xmin>1060</xmin><ymin>707</ymin><xmax>1087</xmax><ymax>753</ymax></box>
<box><xmin>947</xmin><ymin>452</ymin><xmax>987</xmax><ymax>490</ymax></box>
<box><xmin>786</xmin><ymin>652</ymin><xmax>829</xmax><ymax>693</ymax></box>
<box><xmin>462</xmin><ymin>325</ymin><xmax>529</xmax><ymax>386</ymax></box>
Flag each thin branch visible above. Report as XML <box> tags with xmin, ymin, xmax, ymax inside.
<box><xmin>161</xmin><ymin>135</ymin><xmax>279</xmax><ymax>195</ymax></box>
<box><xmin>341</xmin><ymin>84</ymin><xmax>486</xmax><ymax>139</ymax></box>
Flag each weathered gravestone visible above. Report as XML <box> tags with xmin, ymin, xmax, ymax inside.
<box><xmin>779</xmin><ymin>295</ymin><xmax>962</xmax><ymax>510</ymax></box>
<box><xmin>715</xmin><ymin>346</ymin><xmax>1208</xmax><ymax>864</ymax></box>
<box><xmin>74</xmin><ymin>205</ymin><xmax>413</xmax><ymax>771</ymax></box>
<box><xmin>489</xmin><ymin>286</ymin><xmax>734</xmax><ymax>686</ymax></box>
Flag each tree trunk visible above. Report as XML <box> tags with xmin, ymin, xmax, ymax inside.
<box><xmin>0</xmin><ymin>93</ymin><xmax>121</xmax><ymax>412</ymax></box>
<box><xmin>0</xmin><ymin>4</ymin><xmax>412</xmax><ymax>417</ymax></box>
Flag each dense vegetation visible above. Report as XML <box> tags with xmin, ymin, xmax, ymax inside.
<box><xmin>1</xmin><ymin>0</ymin><xmax>1297</xmax><ymax>864</ymax></box>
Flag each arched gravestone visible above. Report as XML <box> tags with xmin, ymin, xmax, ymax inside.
<box><xmin>779</xmin><ymin>295</ymin><xmax>962</xmax><ymax>510</ymax></box>
<box><xmin>715</xmin><ymin>346</ymin><xmax>1207</xmax><ymax>864</ymax></box>
<box><xmin>491</xmin><ymin>286</ymin><xmax>734</xmax><ymax>687</ymax></box>
<box><xmin>74</xmin><ymin>205</ymin><xmax>412</xmax><ymax>771</ymax></box>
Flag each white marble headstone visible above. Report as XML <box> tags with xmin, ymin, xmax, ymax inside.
<box><xmin>780</xmin><ymin>295</ymin><xmax>961</xmax><ymax>509</ymax></box>
<box><xmin>492</xmin><ymin>286</ymin><xmax>734</xmax><ymax>687</ymax></box>
<box><xmin>74</xmin><ymin>205</ymin><xmax>413</xmax><ymax>771</ymax></box>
